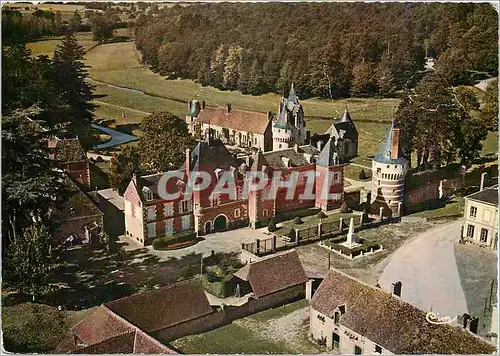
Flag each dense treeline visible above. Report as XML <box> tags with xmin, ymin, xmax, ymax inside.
<box><xmin>135</xmin><ymin>2</ymin><xmax>498</xmax><ymax>98</ymax></box>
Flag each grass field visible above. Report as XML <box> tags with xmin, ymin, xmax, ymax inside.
<box><xmin>27</xmin><ymin>32</ymin><xmax>98</xmax><ymax>57</ymax></box>
<box><xmin>84</xmin><ymin>41</ymin><xmax>399</xmax><ymax>121</ymax></box>
<box><xmin>4</xmin><ymin>2</ymin><xmax>85</xmax><ymax>22</ymax></box>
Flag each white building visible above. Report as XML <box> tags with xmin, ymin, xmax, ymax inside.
<box><xmin>461</xmin><ymin>184</ymin><xmax>498</xmax><ymax>250</ymax></box>
<box><xmin>309</xmin><ymin>268</ymin><xmax>496</xmax><ymax>354</ymax></box>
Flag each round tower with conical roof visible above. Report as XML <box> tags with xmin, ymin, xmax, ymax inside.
<box><xmin>272</xmin><ymin>84</ymin><xmax>306</xmax><ymax>151</ymax></box>
<box><xmin>370</xmin><ymin>120</ymin><xmax>408</xmax><ymax>216</ymax></box>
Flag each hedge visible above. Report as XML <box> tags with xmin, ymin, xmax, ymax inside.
<box><xmin>201</xmin><ymin>274</ymin><xmax>234</xmax><ymax>298</ymax></box>
<box><xmin>152</xmin><ymin>231</ymin><xmax>197</xmax><ymax>250</ymax></box>
<box><xmin>328</xmin><ymin>241</ymin><xmax>381</xmax><ymax>258</ymax></box>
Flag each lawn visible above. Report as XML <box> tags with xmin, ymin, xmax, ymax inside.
<box><xmin>84</xmin><ymin>41</ymin><xmax>399</xmax><ymax>123</ymax></box>
<box><xmin>409</xmin><ymin>196</ymin><xmax>465</xmax><ymax>220</ymax></box>
<box><xmin>26</xmin><ymin>32</ymin><xmax>98</xmax><ymax>57</ymax></box>
<box><xmin>481</xmin><ymin>131</ymin><xmax>498</xmax><ymax>157</ymax></box>
<box><xmin>2</xmin><ymin>302</ymin><xmax>94</xmax><ymax>353</ymax></box>
<box><xmin>171</xmin><ymin>299</ymin><xmax>324</xmax><ymax>354</ymax></box>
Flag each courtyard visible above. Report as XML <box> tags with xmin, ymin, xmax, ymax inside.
<box><xmin>171</xmin><ymin>299</ymin><xmax>327</xmax><ymax>354</ymax></box>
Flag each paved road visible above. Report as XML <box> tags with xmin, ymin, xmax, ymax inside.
<box><xmin>474</xmin><ymin>77</ymin><xmax>497</xmax><ymax>92</ymax></box>
<box><xmin>379</xmin><ymin>220</ymin><xmax>468</xmax><ymax>318</ymax></box>
<box><xmin>120</xmin><ymin>227</ymin><xmax>270</xmax><ymax>262</ymax></box>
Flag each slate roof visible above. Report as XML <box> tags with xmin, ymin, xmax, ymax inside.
<box><xmin>50</xmin><ymin>137</ymin><xmax>87</xmax><ymax>163</ymax></box>
<box><xmin>373</xmin><ymin>120</ymin><xmax>408</xmax><ymax>165</ymax></box>
<box><xmin>331</xmin><ymin>109</ymin><xmax>358</xmax><ymax>141</ymax></box>
<box><xmin>273</xmin><ymin>107</ymin><xmax>294</xmax><ymax>130</ymax></box>
<box><xmin>466</xmin><ymin>185</ymin><xmax>499</xmax><ymax>206</ymax></box>
<box><xmin>195</xmin><ymin>107</ymin><xmax>271</xmax><ymax>134</ymax></box>
<box><xmin>317</xmin><ymin>137</ymin><xmax>342</xmax><ymax>167</ymax></box>
<box><xmin>233</xmin><ymin>250</ymin><xmax>308</xmax><ymax>298</ymax></box>
<box><xmin>311</xmin><ymin>268</ymin><xmax>496</xmax><ymax>354</ymax></box>
<box><xmin>104</xmin><ymin>279</ymin><xmax>213</xmax><ymax>332</ymax></box>
<box><xmin>261</xmin><ymin>145</ymin><xmax>318</xmax><ymax>169</ymax></box>
<box><xmin>189</xmin><ymin>138</ymin><xmax>239</xmax><ymax>172</ymax></box>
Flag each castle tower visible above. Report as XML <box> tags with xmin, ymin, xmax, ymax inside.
<box><xmin>272</xmin><ymin>84</ymin><xmax>306</xmax><ymax>150</ymax></box>
<box><xmin>370</xmin><ymin>120</ymin><xmax>409</xmax><ymax>216</ymax></box>
<box><xmin>315</xmin><ymin>135</ymin><xmax>345</xmax><ymax>211</ymax></box>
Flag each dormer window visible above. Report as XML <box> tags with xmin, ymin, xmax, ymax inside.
<box><xmin>142</xmin><ymin>187</ymin><xmax>153</xmax><ymax>201</ymax></box>
<box><xmin>334</xmin><ymin>311</ymin><xmax>341</xmax><ymax>325</ymax></box>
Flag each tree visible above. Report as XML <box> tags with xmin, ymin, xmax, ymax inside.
<box><xmin>2</xmin><ymin>106</ymin><xmax>64</xmax><ymax>246</ymax></box>
<box><xmin>68</xmin><ymin>10</ymin><xmax>82</xmax><ymax>33</ymax></box>
<box><xmin>52</xmin><ymin>33</ymin><xmax>94</xmax><ymax>142</ymax></box>
<box><xmin>109</xmin><ymin>145</ymin><xmax>142</xmax><ymax>194</ymax></box>
<box><xmin>90</xmin><ymin>14</ymin><xmax>113</xmax><ymax>43</ymax></box>
<box><xmin>222</xmin><ymin>45</ymin><xmax>244</xmax><ymax>90</ymax></box>
<box><xmin>340</xmin><ymin>201</ymin><xmax>350</xmax><ymax>213</ymax></box>
<box><xmin>6</xmin><ymin>223</ymin><xmax>54</xmax><ymax>301</ymax></box>
<box><xmin>139</xmin><ymin>112</ymin><xmax>195</xmax><ymax>172</ymax></box>
<box><xmin>481</xmin><ymin>79</ymin><xmax>498</xmax><ymax>131</ymax></box>
<box><xmin>351</xmin><ymin>59</ymin><xmax>376</xmax><ymax>97</ymax></box>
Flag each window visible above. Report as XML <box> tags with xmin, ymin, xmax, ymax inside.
<box><xmin>234</xmin><ymin>208</ymin><xmax>241</xmax><ymax>218</ymax></box>
<box><xmin>377</xmin><ymin>168</ymin><xmax>381</xmax><ymax>176</ymax></box>
<box><xmin>470</xmin><ymin>206</ymin><xmax>477</xmax><ymax>218</ymax></box>
<box><xmin>334</xmin><ymin>311</ymin><xmax>340</xmax><ymax>325</ymax></box>
<box><xmin>182</xmin><ymin>215</ymin><xmax>191</xmax><ymax>231</ymax></box>
<box><xmin>164</xmin><ymin>202</ymin><xmax>173</xmax><ymax>217</ymax></box>
<box><xmin>142</xmin><ymin>187</ymin><xmax>153</xmax><ymax>201</ymax></box>
<box><xmin>354</xmin><ymin>345</ymin><xmax>362</xmax><ymax>355</ymax></box>
<box><xmin>211</xmin><ymin>193</ymin><xmax>219</xmax><ymax>207</ymax></box>
<box><xmin>332</xmin><ymin>333</ymin><xmax>340</xmax><ymax>350</ymax></box>
<box><xmin>180</xmin><ymin>200</ymin><xmax>192</xmax><ymax>213</ymax></box>
<box><xmin>467</xmin><ymin>224</ymin><xmax>475</xmax><ymax>238</ymax></box>
<box><xmin>334</xmin><ymin>173</ymin><xmax>339</xmax><ymax>183</ymax></box>
<box><xmin>165</xmin><ymin>219</ymin><xmax>174</xmax><ymax>235</ymax></box>
<box><xmin>375</xmin><ymin>345</ymin><xmax>382</xmax><ymax>354</ymax></box>
<box><xmin>480</xmin><ymin>228</ymin><xmax>488</xmax><ymax>243</ymax></box>
<box><xmin>263</xmin><ymin>209</ymin><xmax>269</xmax><ymax>217</ymax></box>
<box><xmin>147</xmin><ymin>222</ymin><xmax>156</xmax><ymax>238</ymax></box>
<box><xmin>147</xmin><ymin>206</ymin><xmax>156</xmax><ymax>221</ymax></box>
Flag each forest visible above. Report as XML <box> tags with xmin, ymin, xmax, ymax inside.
<box><xmin>134</xmin><ymin>2</ymin><xmax>498</xmax><ymax>98</ymax></box>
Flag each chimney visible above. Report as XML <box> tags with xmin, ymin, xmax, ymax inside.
<box><xmin>480</xmin><ymin>172</ymin><xmax>487</xmax><ymax>191</ymax></box>
<box><xmin>468</xmin><ymin>316</ymin><xmax>479</xmax><ymax>334</ymax></box>
<box><xmin>317</xmin><ymin>140</ymin><xmax>323</xmax><ymax>152</ymax></box>
<box><xmin>306</xmin><ymin>130</ymin><xmax>311</xmax><ymax>144</ymax></box>
<box><xmin>185</xmin><ymin>148</ymin><xmax>191</xmax><ymax>177</ymax></box>
<box><xmin>226</xmin><ymin>103</ymin><xmax>232</xmax><ymax>114</ymax></box>
<box><xmin>391</xmin><ymin>128</ymin><xmax>400</xmax><ymax>160</ymax></box>
<box><xmin>391</xmin><ymin>281</ymin><xmax>402</xmax><ymax>297</ymax></box>
<box><xmin>201</xmin><ymin>99</ymin><xmax>206</xmax><ymax>110</ymax></box>
<box><xmin>268</xmin><ymin>111</ymin><xmax>273</xmax><ymax>120</ymax></box>
<box><xmin>281</xmin><ymin>157</ymin><xmax>290</xmax><ymax>167</ymax></box>
<box><xmin>294</xmin><ymin>144</ymin><xmax>299</xmax><ymax>153</ymax></box>
<box><xmin>245</xmin><ymin>155</ymin><xmax>251</xmax><ymax>166</ymax></box>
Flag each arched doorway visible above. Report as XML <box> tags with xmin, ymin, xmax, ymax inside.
<box><xmin>204</xmin><ymin>221</ymin><xmax>212</xmax><ymax>234</ymax></box>
<box><xmin>213</xmin><ymin>215</ymin><xmax>228</xmax><ymax>232</ymax></box>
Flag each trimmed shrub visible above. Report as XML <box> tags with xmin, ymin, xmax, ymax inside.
<box><xmin>340</xmin><ymin>201</ymin><xmax>349</xmax><ymax>213</ymax></box>
<box><xmin>152</xmin><ymin>231</ymin><xmax>197</xmax><ymax>250</ymax></box>
<box><xmin>316</xmin><ymin>211</ymin><xmax>327</xmax><ymax>219</ymax></box>
<box><xmin>293</xmin><ymin>216</ymin><xmax>304</xmax><ymax>225</ymax></box>
<box><xmin>268</xmin><ymin>218</ymin><xmax>277</xmax><ymax>232</ymax></box>
<box><xmin>359</xmin><ymin>169</ymin><xmax>367</xmax><ymax>180</ymax></box>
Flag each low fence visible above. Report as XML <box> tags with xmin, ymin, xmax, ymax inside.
<box><xmin>242</xmin><ymin>211</ymin><xmax>400</xmax><ymax>258</ymax></box>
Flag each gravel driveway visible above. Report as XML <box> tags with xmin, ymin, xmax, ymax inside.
<box><xmin>379</xmin><ymin>220</ymin><xmax>468</xmax><ymax>318</ymax></box>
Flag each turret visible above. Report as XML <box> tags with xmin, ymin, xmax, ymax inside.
<box><xmin>315</xmin><ymin>135</ymin><xmax>344</xmax><ymax>211</ymax></box>
<box><xmin>370</xmin><ymin>120</ymin><xmax>408</xmax><ymax>216</ymax></box>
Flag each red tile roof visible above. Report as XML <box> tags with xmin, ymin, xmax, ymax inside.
<box><xmin>311</xmin><ymin>268</ymin><xmax>496</xmax><ymax>354</ymax></box>
<box><xmin>233</xmin><ymin>250</ymin><xmax>308</xmax><ymax>298</ymax></box>
<box><xmin>71</xmin><ymin>306</ymin><xmax>134</xmax><ymax>346</ymax></box>
<box><xmin>196</xmin><ymin>107</ymin><xmax>271</xmax><ymax>135</ymax></box>
<box><xmin>70</xmin><ymin>329</ymin><xmax>177</xmax><ymax>354</ymax></box>
<box><xmin>104</xmin><ymin>279</ymin><xmax>213</xmax><ymax>332</ymax></box>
